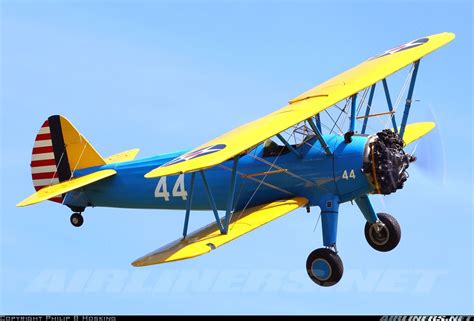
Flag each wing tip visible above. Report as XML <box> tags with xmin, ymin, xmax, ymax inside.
<box><xmin>131</xmin><ymin>260</ymin><xmax>144</xmax><ymax>267</ymax></box>
<box><xmin>443</xmin><ymin>32</ymin><xmax>456</xmax><ymax>44</ymax></box>
<box><xmin>418</xmin><ymin>121</ymin><xmax>436</xmax><ymax>131</ymax></box>
<box><xmin>435</xmin><ymin>31</ymin><xmax>455</xmax><ymax>45</ymax></box>
<box><xmin>445</xmin><ymin>31</ymin><xmax>456</xmax><ymax>39</ymax></box>
<box><xmin>16</xmin><ymin>200</ymin><xmax>28</xmax><ymax>207</ymax></box>
<box><xmin>16</xmin><ymin>195</ymin><xmax>39</xmax><ymax>207</ymax></box>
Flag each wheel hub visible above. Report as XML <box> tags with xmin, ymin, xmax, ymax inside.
<box><xmin>311</xmin><ymin>259</ymin><xmax>332</xmax><ymax>281</ymax></box>
<box><xmin>369</xmin><ymin>223</ymin><xmax>390</xmax><ymax>246</ymax></box>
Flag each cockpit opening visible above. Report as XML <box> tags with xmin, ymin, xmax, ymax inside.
<box><xmin>261</xmin><ymin>121</ymin><xmax>319</xmax><ymax>158</ymax></box>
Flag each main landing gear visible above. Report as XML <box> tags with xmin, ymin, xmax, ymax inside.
<box><xmin>306</xmin><ymin>195</ymin><xmax>401</xmax><ymax>287</ymax></box>
<box><xmin>70</xmin><ymin>212</ymin><xmax>84</xmax><ymax>227</ymax></box>
<box><xmin>364</xmin><ymin>213</ymin><xmax>401</xmax><ymax>252</ymax></box>
<box><xmin>306</xmin><ymin>195</ymin><xmax>344</xmax><ymax>287</ymax></box>
<box><xmin>306</xmin><ymin>247</ymin><xmax>343</xmax><ymax>286</ymax></box>
<box><xmin>355</xmin><ymin>195</ymin><xmax>401</xmax><ymax>252</ymax></box>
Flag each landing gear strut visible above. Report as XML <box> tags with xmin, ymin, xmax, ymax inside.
<box><xmin>306</xmin><ymin>195</ymin><xmax>343</xmax><ymax>287</ymax></box>
<box><xmin>70</xmin><ymin>213</ymin><xmax>84</xmax><ymax>227</ymax></box>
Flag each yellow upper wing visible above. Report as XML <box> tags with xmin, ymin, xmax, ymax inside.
<box><xmin>17</xmin><ymin>169</ymin><xmax>117</xmax><ymax>207</ymax></box>
<box><xmin>145</xmin><ymin>32</ymin><xmax>454</xmax><ymax>178</ymax></box>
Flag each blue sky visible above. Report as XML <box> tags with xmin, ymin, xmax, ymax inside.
<box><xmin>1</xmin><ymin>0</ymin><xmax>473</xmax><ymax>315</ymax></box>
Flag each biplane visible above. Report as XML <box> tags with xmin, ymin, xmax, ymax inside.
<box><xmin>17</xmin><ymin>32</ymin><xmax>455</xmax><ymax>286</ymax></box>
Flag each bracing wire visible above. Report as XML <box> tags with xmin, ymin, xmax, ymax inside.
<box><xmin>384</xmin><ymin>64</ymin><xmax>414</xmax><ymax>129</ymax></box>
<box><xmin>313</xmin><ymin>212</ymin><xmax>322</xmax><ymax>233</ymax></box>
<box><xmin>229</xmin><ymin>130</ymin><xmax>298</xmax><ymax>231</ymax></box>
<box><xmin>69</xmin><ymin>143</ymin><xmax>87</xmax><ymax>181</ymax></box>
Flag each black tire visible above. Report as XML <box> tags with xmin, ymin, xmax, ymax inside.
<box><xmin>364</xmin><ymin>213</ymin><xmax>401</xmax><ymax>252</ymax></box>
<box><xmin>306</xmin><ymin>248</ymin><xmax>344</xmax><ymax>287</ymax></box>
<box><xmin>70</xmin><ymin>213</ymin><xmax>83</xmax><ymax>227</ymax></box>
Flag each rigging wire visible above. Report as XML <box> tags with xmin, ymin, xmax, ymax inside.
<box><xmin>313</xmin><ymin>212</ymin><xmax>322</xmax><ymax>233</ymax></box>
<box><xmin>384</xmin><ymin>64</ymin><xmax>414</xmax><ymax>129</ymax></box>
<box><xmin>340</xmin><ymin>87</ymin><xmax>369</xmax><ymax>131</ymax></box>
<box><xmin>229</xmin><ymin>131</ymin><xmax>296</xmax><ymax>231</ymax></box>
<box><xmin>326</xmin><ymin>99</ymin><xmax>349</xmax><ymax>135</ymax></box>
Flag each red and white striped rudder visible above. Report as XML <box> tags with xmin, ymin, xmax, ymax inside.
<box><xmin>30</xmin><ymin>119</ymin><xmax>63</xmax><ymax>203</ymax></box>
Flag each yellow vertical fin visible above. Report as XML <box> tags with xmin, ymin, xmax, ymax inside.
<box><xmin>59</xmin><ymin>116</ymin><xmax>106</xmax><ymax>170</ymax></box>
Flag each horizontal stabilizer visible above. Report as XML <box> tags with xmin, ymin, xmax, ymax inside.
<box><xmin>17</xmin><ymin>169</ymin><xmax>117</xmax><ymax>207</ymax></box>
<box><xmin>105</xmin><ymin>149</ymin><xmax>140</xmax><ymax>164</ymax></box>
<box><xmin>132</xmin><ymin>197</ymin><xmax>308</xmax><ymax>266</ymax></box>
<box><xmin>398</xmin><ymin>122</ymin><xmax>435</xmax><ymax>145</ymax></box>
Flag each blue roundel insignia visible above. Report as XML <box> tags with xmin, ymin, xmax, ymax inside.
<box><xmin>162</xmin><ymin>144</ymin><xmax>227</xmax><ymax>167</ymax></box>
<box><xmin>369</xmin><ymin>37</ymin><xmax>429</xmax><ymax>61</ymax></box>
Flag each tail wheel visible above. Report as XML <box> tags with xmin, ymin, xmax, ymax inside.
<box><xmin>365</xmin><ymin>212</ymin><xmax>401</xmax><ymax>252</ymax></box>
<box><xmin>306</xmin><ymin>248</ymin><xmax>343</xmax><ymax>287</ymax></box>
<box><xmin>70</xmin><ymin>213</ymin><xmax>83</xmax><ymax>227</ymax></box>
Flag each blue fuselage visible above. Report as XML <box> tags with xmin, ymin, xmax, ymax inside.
<box><xmin>64</xmin><ymin>134</ymin><xmax>375</xmax><ymax>212</ymax></box>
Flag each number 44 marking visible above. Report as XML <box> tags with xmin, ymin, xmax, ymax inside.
<box><xmin>342</xmin><ymin>169</ymin><xmax>356</xmax><ymax>180</ymax></box>
<box><xmin>154</xmin><ymin>174</ymin><xmax>188</xmax><ymax>201</ymax></box>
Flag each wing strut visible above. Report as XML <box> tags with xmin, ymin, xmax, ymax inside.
<box><xmin>361</xmin><ymin>84</ymin><xmax>377</xmax><ymax>134</ymax></box>
<box><xmin>307</xmin><ymin>117</ymin><xmax>331</xmax><ymax>156</ymax></box>
<box><xmin>182</xmin><ymin>172</ymin><xmax>196</xmax><ymax>237</ymax></box>
<box><xmin>182</xmin><ymin>157</ymin><xmax>240</xmax><ymax>237</ymax></box>
<box><xmin>349</xmin><ymin>94</ymin><xmax>358</xmax><ymax>132</ymax></box>
<box><xmin>200</xmin><ymin>170</ymin><xmax>225</xmax><ymax>233</ymax></box>
<box><xmin>223</xmin><ymin>157</ymin><xmax>239</xmax><ymax>233</ymax></box>
<box><xmin>314</xmin><ymin>114</ymin><xmax>322</xmax><ymax>132</ymax></box>
<box><xmin>382</xmin><ymin>79</ymin><xmax>398</xmax><ymax>133</ymax></box>
<box><xmin>276</xmin><ymin>134</ymin><xmax>303</xmax><ymax>158</ymax></box>
<box><xmin>400</xmin><ymin>60</ymin><xmax>421</xmax><ymax>138</ymax></box>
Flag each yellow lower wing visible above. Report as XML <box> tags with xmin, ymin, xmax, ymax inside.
<box><xmin>132</xmin><ymin>197</ymin><xmax>308</xmax><ymax>266</ymax></box>
<box><xmin>17</xmin><ymin>169</ymin><xmax>117</xmax><ymax>207</ymax></box>
<box><xmin>398</xmin><ymin>122</ymin><xmax>435</xmax><ymax>145</ymax></box>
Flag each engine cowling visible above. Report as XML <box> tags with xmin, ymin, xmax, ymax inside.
<box><xmin>363</xmin><ymin>129</ymin><xmax>416</xmax><ymax>195</ymax></box>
